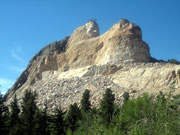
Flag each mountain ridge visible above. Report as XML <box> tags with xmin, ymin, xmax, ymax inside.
<box><xmin>5</xmin><ymin>19</ymin><xmax>180</xmax><ymax>111</ymax></box>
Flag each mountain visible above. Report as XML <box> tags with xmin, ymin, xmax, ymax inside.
<box><xmin>5</xmin><ymin>19</ymin><xmax>180</xmax><ymax>110</ymax></box>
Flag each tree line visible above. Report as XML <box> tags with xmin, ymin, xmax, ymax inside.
<box><xmin>0</xmin><ymin>88</ymin><xmax>180</xmax><ymax>135</ymax></box>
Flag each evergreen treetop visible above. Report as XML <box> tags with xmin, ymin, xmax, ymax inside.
<box><xmin>81</xmin><ymin>89</ymin><xmax>91</xmax><ymax>112</ymax></box>
<box><xmin>66</xmin><ymin>103</ymin><xmax>81</xmax><ymax>132</ymax></box>
<box><xmin>21</xmin><ymin>89</ymin><xmax>38</xmax><ymax>135</ymax></box>
<box><xmin>100</xmin><ymin>88</ymin><xmax>115</xmax><ymax>125</ymax></box>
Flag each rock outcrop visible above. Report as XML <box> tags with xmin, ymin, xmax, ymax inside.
<box><xmin>5</xmin><ymin>19</ymin><xmax>180</xmax><ymax>111</ymax></box>
<box><xmin>67</xmin><ymin>20</ymin><xmax>99</xmax><ymax>45</ymax></box>
<box><xmin>7</xmin><ymin>38</ymin><xmax>68</xmax><ymax>98</ymax></box>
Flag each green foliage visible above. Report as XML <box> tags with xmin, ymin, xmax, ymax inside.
<box><xmin>0</xmin><ymin>93</ymin><xmax>6</xmax><ymax>134</ymax></box>
<box><xmin>50</xmin><ymin>106</ymin><xmax>66</xmax><ymax>135</ymax></box>
<box><xmin>9</xmin><ymin>94</ymin><xmax>21</xmax><ymax>135</ymax></box>
<box><xmin>123</xmin><ymin>92</ymin><xmax>129</xmax><ymax>103</ymax></box>
<box><xmin>33</xmin><ymin>107</ymin><xmax>50</xmax><ymax>135</ymax></box>
<box><xmin>168</xmin><ymin>58</ymin><xmax>180</xmax><ymax>64</ymax></box>
<box><xmin>66</xmin><ymin>103</ymin><xmax>81</xmax><ymax>132</ymax></box>
<box><xmin>1</xmin><ymin>89</ymin><xmax>180</xmax><ymax>135</ymax></box>
<box><xmin>21</xmin><ymin>89</ymin><xmax>38</xmax><ymax>135</ymax></box>
<box><xmin>0</xmin><ymin>92</ymin><xmax>9</xmax><ymax>135</ymax></box>
<box><xmin>9</xmin><ymin>95</ymin><xmax>20</xmax><ymax>125</ymax></box>
<box><xmin>70</xmin><ymin>92</ymin><xmax>180</xmax><ymax>135</ymax></box>
<box><xmin>114</xmin><ymin>93</ymin><xmax>180</xmax><ymax>135</ymax></box>
<box><xmin>81</xmin><ymin>89</ymin><xmax>91</xmax><ymax>112</ymax></box>
<box><xmin>100</xmin><ymin>88</ymin><xmax>115</xmax><ymax>126</ymax></box>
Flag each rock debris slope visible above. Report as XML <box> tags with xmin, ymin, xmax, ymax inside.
<box><xmin>5</xmin><ymin>19</ymin><xmax>180</xmax><ymax>110</ymax></box>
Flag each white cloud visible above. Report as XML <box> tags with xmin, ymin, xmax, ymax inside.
<box><xmin>1</xmin><ymin>91</ymin><xmax>6</xmax><ymax>95</ymax></box>
<box><xmin>9</xmin><ymin>65</ymin><xmax>25</xmax><ymax>73</ymax></box>
<box><xmin>16</xmin><ymin>46</ymin><xmax>22</xmax><ymax>53</ymax></box>
<box><xmin>0</xmin><ymin>78</ymin><xmax>14</xmax><ymax>93</ymax></box>
<box><xmin>10</xmin><ymin>50</ymin><xmax>26</xmax><ymax>64</ymax></box>
<box><xmin>10</xmin><ymin>47</ymin><xmax>26</xmax><ymax>74</ymax></box>
<box><xmin>10</xmin><ymin>46</ymin><xmax>26</xmax><ymax>64</ymax></box>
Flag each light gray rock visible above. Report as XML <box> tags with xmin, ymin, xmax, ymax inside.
<box><xmin>5</xmin><ymin>19</ymin><xmax>180</xmax><ymax>112</ymax></box>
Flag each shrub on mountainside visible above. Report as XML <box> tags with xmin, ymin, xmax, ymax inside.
<box><xmin>168</xmin><ymin>58</ymin><xmax>180</xmax><ymax>64</ymax></box>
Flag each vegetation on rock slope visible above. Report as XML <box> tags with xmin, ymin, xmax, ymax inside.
<box><xmin>1</xmin><ymin>88</ymin><xmax>180</xmax><ymax>135</ymax></box>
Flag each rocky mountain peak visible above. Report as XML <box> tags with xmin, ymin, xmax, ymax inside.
<box><xmin>85</xmin><ymin>20</ymin><xmax>99</xmax><ymax>37</ymax></box>
<box><xmin>107</xmin><ymin>19</ymin><xmax>142</xmax><ymax>40</ymax></box>
<box><xmin>5</xmin><ymin>19</ymin><xmax>180</xmax><ymax>111</ymax></box>
<box><xmin>118</xmin><ymin>19</ymin><xmax>129</xmax><ymax>25</ymax></box>
<box><xmin>67</xmin><ymin>20</ymin><xmax>99</xmax><ymax>45</ymax></box>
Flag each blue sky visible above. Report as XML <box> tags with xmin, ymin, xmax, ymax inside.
<box><xmin>0</xmin><ymin>0</ymin><xmax>180</xmax><ymax>93</ymax></box>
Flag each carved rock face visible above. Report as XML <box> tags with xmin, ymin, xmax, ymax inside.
<box><xmin>6</xmin><ymin>19</ymin><xmax>155</xmax><ymax>110</ymax></box>
<box><xmin>8</xmin><ymin>19</ymin><xmax>150</xmax><ymax>94</ymax></box>
<box><xmin>59</xmin><ymin>19</ymin><xmax>150</xmax><ymax>69</ymax></box>
<box><xmin>67</xmin><ymin>20</ymin><xmax>99</xmax><ymax>46</ymax></box>
<box><xmin>86</xmin><ymin>20</ymin><xmax>99</xmax><ymax>37</ymax></box>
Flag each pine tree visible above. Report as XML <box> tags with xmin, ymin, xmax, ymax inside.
<box><xmin>100</xmin><ymin>88</ymin><xmax>115</xmax><ymax>126</ymax></box>
<box><xmin>33</xmin><ymin>101</ymin><xmax>50</xmax><ymax>135</ymax></box>
<box><xmin>0</xmin><ymin>92</ymin><xmax>5</xmax><ymax>133</ymax></box>
<box><xmin>21</xmin><ymin>89</ymin><xmax>38</xmax><ymax>135</ymax></box>
<box><xmin>9</xmin><ymin>94</ymin><xmax>21</xmax><ymax>135</ymax></box>
<box><xmin>0</xmin><ymin>92</ymin><xmax>8</xmax><ymax>135</ymax></box>
<box><xmin>66</xmin><ymin>103</ymin><xmax>81</xmax><ymax>132</ymax></box>
<box><xmin>53</xmin><ymin>106</ymin><xmax>66</xmax><ymax>135</ymax></box>
<box><xmin>34</xmin><ymin>107</ymin><xmax>50</xmax><ymax>135</ymax></box>
<box><xmin>81</xmin><ymin>89</ymin><xmax>91</xmax><ymax>112</ymax></box>
<box><xmin>40</xmin><ymin>103</ymin><xmax>50</xmax><ymax>135</ymax></box>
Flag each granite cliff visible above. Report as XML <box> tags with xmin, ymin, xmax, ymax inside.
<box><xmin>5</xmin><ymin>19</ymin><xmax>180</xmax><ymax>110</ymax></box>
